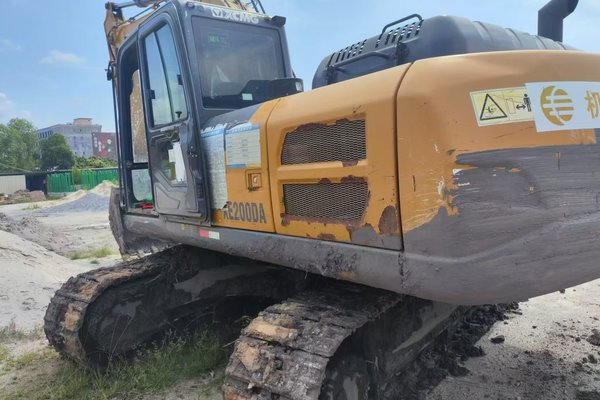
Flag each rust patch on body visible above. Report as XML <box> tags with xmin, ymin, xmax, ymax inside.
<box><xmin>280</xmin><ymin>213</ymin><xmax>289</xmax><ymax>226</ymax></box>
<box><xmin>281</xmin><ymin>213</ymin><xmax>361</xmax><ymax>227</ymax></box>
<box><xmin>285</xmin><ymin>118</ymin><xmax>358</xmax><ymax>136</ymax></box>
<box><xmin>319</xmin><ymin>178</ymin><xmax>332</xmax><ymax>184</ymax></box>
<box><xmin>288</xmin><ymin>122</ymin><xmax>326</xmax><ymax>133</ymax></box>
<box><xmin>348</xmin><ymin>223</ymin><xmax>403</xmax><ymax>249</ymax></box>
<box><xmin>378</xmin><ymin>206</ymin><xmax>399</xmax><ymax>235</ymax></box>
<box><xmin>318</xmin><ymin>233</ymin><xmax>336</xmax><ymax>241</ymax></box>
<box><xmin>340</xmin><ymin>175</ymin><xmax>366</xmax><ymax>183</ymax></box>
<box><xmin>342</xmin><ymin>160</ymin><xmax>359</xmax><ymax>167</ymax></box>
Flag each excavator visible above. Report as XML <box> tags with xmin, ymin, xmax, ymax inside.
<box><xmin>44</xmin><ymin>0</ymin><xmax>600</xmax><ymax>398</ymax></box>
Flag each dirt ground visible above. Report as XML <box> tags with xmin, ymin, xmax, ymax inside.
<box><xmin>0</xmin><ymin>185</ymin><xmax>598</xmax><ymax>399</ymax></box>
<box><xmin>426</xmin><ymin>283</ymin><xmax>600</xmax><ymax>400</ymax></box>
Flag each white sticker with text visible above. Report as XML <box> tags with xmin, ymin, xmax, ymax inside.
<box><xmin>526</xmin><ymin>81</ymin><xmax>600</xmax><ymax>132</ymax></box>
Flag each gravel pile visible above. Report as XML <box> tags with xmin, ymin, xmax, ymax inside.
<box><xmin>35</xmin><ymin>193</ymin><xmax>110</xmax><ymax>214</ymax></box>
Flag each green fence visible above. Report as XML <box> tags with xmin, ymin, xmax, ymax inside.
<box><xmin>80</xmin><ymin>169</ymin><xmax>119</xmax><ymax>190</ymax></box>
<box><xmin>47</xmin><ymin>172</ymin><xmax>75</xmax><ymax>193</ymax></box>
<box><xmin>47</xmin><ymin>169</ymin><xmax>119</xmax><ymax>193</ymax></box>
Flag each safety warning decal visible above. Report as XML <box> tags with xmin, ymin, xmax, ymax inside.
<box><xmin>470</xmin><ymin>87</ymin><xmax>533</xmax><ymax>126</ymax></box>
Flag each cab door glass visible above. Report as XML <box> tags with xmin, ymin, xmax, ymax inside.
<box><xmin>143</xmin><ymin>23</ymin><xmax>188</xmax><ymax>185</ymax></box>
<box><xmin>144</xmin><ymin>24</ymin><xmax>188</xmax><ymax>125</ymax></box>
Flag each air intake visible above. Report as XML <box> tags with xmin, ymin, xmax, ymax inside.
<box><xmin>283</xmin><ymin>182</ymin><xmax>368</xmax><ymax>222</ymax></box>
<box><xmin>281</xmin><ymin>119</ymin><xmax>366</xmax><ymax>165</ymax></box>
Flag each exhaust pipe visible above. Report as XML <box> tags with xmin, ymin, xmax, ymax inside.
<box><xmin>538</xmin><ymin>0</ymin><xmax>579</xmax><ymax>42</ymax></box>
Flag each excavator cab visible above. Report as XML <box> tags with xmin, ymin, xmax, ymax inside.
<box><xmin>112</xmin><ymin>0</ymin><xmax>300</xmax><ymax>220</ymax></box>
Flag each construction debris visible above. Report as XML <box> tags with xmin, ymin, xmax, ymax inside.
<box><xmin>0</xmin><ymin>189</ymin><xmax>46</xmax><ymax>205</ymax></box>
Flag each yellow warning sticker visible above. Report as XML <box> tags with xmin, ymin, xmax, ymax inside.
<box><xmin>470</xmin><ymin>87</ymin><xmax>534</xmax><ymax>127</ymax></box>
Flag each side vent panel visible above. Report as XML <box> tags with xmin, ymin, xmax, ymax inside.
<box><xmin>283</xmin><ymin>182</ymin><xmax>369</xmax><ymax>222</ymax></box>
<box><xmin>281</xmin><ymin>119</ymin><xmax>366</xmax><ymax>165</ymax></box>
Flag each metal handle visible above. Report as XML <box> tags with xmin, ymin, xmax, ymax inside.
<box><xmin>381</xmin><ymin>14</ymin><xmax>423</xmax><ymax>35</ymax></box>
<box><xmin>160</xmin><ymin>125</ymin><xmax>180</xmax><ymax>141</ymax></box>
<box><xmin>150</xmin><ymin>125</ymin><xmax>180</xmax><ymax>145</ymax></box>
<box><xmin>330</xmin><ymin>52</ymin><xmax>391</xmax><ymax>70</ymax></box>
<box><xmin>326</xmin><ymin>52</ymin><xmax>391</xmax><ymax>84</ymax></box>
<box><xmin>326</xmin><ymin>52</ymin><xmax>392</xmax><ymax>84</ymax></box>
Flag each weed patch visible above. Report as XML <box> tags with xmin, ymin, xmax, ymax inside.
<box><xmin>69</xmin><ymin>246</ymin><xmax>114</xmax><ymax>260</ymax></box>
<box><xmin>0</xmin><ymin>322</ymin><xmax>43</xmax><ymax>343</ymax></box>
<box><xmin>1</xmin><ymin>331</ymin><xmax>226</xmax><ymax>400</ymax></box>
<box><xmin>6</xmin><ymin>349</ymin><xmax>56</xmax><ymax>370</ymax></box>
<box><xmin>0</xmin><ymin>346</ymin><xmax>10</xmax><ymax>362</ymax></box>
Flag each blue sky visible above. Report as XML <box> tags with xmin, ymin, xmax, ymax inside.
<box><xmin>1</xmin><ymin>0</ymin><xmax>599</xmax><ymax>132</ymax></box>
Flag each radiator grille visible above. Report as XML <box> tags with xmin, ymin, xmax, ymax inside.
<box><xmin>283</xmin><ymin>182</ymin><xmax>368</xmax><ymax>222</ymax></box>
<box><xmin>281</xmin><ymin>119</ymin><xmax>366</xmax><ymax>165</ymax></box>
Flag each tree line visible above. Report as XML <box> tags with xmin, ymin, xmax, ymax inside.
<box><xmin>0</xmin><ymin>118</ymin><xmax>116</xmax><ymax>173</ymax></box>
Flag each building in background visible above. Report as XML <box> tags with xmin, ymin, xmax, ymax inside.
<box><xmin>0</xmin><ymin>173</ymin><xmax>27</xmax><ymax>194</ymax></box>
<box><xmin>37</xmin><ymin>118</ymin><xmax>102</xmax><ymax>158</ymax></box>
<box><xmin>92</xmin><ymin>132</ymin><xmax>117</xmax><ymax>161</ymax></box>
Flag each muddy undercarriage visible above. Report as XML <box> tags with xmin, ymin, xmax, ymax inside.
<box><xmin>43</xmin><ymin>190</ymin><xmax>495</xmax><ymax>399</ymax></box>
<box><xmin>44</xmin><ymin>242</ymin><xmax>487</xmax><ymax>399</ymax></box>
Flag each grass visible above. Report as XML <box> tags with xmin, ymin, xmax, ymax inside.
<box><xmin>0</xmin><ymin>346</ymin><xmax>10</xmax><ymax>363</ymax></box>
<box><xmin>23</xmin><ymin>203</ymin><xmax>42</xmax><ymax>210</ymax></box>
<box><xmin>5</xmin><ymin>349</ymin><xmax>55</xmax><ymax>371</ymax></box>
<box><xmin>1</xmin><ymin>331</ymin><xmax>227</xmax><ymax>400</ymax></box>
<box><xmin>0</xmin><ymin>322</ymin><xmax>43</xmax><ymax>343</ymax></box>
<box><xmin>68</xmin><ymin>246</ymin><xmax>114</xmax><ymax>260</ymax></box>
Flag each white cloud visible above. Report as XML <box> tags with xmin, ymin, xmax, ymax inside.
<box><xmin>0</xmin><ymin>39</ymin><xmax>22</xmax><ymax>52</ymax></box>
<box><xmin>0</xmin><ymin>93</ymin><xmax>33</xmax><ymax>123</ymax></box>
<box><xmin>40</xmin><ymin>50</ymin><xmax>85</xmax><ymax>65</ymax></box>
<box><xmin>0</xmin><ymin>93</ymin><xmax>16</xmax><ymax>120</ymax></box>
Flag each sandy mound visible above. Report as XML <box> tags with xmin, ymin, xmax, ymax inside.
<box><xmin>0</xmin><ymin>213</ymin><xmax>70</xmax><ymax>254</ymax></box>
<box><xmin>60</xmin><ymin>189</ymin><xmax>88</xmax><ymax>202</ymax></box>
<box><xmin>0</xmin><ymin>230</ymin><xmax>89</xmax><ymax>330</ymax></box>
<box><xmin>90</xmin><ymin>181</ymin><xmax>117</xmax><ymax>197</ymax></box>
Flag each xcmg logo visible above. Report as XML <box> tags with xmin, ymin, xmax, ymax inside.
<box><xmin>210</xmin><ymin>8</ymin><xmax>260</xmax><ymax>24</ymax></box>
<box><xmin>540</xmin><ymin>85</ymin><xmax>575</xmax><ymax>126</ymax></box>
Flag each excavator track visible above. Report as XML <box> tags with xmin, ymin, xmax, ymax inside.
<box><xmin>46</xmin><ymin>243</ymin><xmax>468</xmax><ymax>398</ymax></box>
<box><xmin>44</xmin><ymin>254</ymin><xmax>163</xmax><ymax>364</ymax></box>
<box><xmin>45</xmin><ymin>245</ymin><xmax>307</xmax><ymax>367</ymax></box>
<box><xmin>223</xmin><ymin>283</ymin><xmax>461</xmax><ymax>400</ymax></box>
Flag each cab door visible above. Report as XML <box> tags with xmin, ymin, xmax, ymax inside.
<box><xmin>138</xmin><ymin>14</ymin><xmax>208</xmax><ymax>219</ymax></box>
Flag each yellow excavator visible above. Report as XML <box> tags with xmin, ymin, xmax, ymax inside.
<box><xmin>45</xmin><ymin>0</ymin><xmax>600</xmax><ymax>398</ymax></box>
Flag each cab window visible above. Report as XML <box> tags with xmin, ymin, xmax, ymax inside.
<box><xmin>144</xmin><ymin>24</ymin><xmax>188</xmax><ymax>126</ymax></box>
